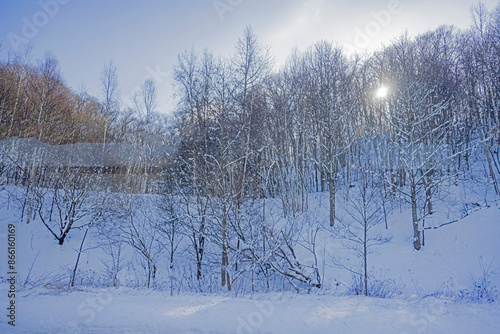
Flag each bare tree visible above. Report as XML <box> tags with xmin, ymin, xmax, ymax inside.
<box><xmin>376</xmin><ymin>33</ymin><xmax>462</xmax><ymax>250</ymax></box>
<box><xmin>232</xmin><ymin>25</ymin><xmax>273</xmax><ymax>203</ymax></box>
<box><xmin>118</xmin><ymin>194</ymin><xmax>160</xmax><ymax>288</ymax></box>
<box><xmin>333</xmin><ymin>141</ymin><xmax>391</xmax><ymax>296</ymax></box>
<box><xmin>134</xmin><ymin>78</ymin><xmax>158</xmax><ymax>124</ymax></box>
<box><xmin>99</xmin><ymin>60</ymin><xmax>120</xmax><ymax>147</ymax></box>
<box><xmin>35</xmin><ymin>168</ymin><xmax>93</xmax><ymax>245</ymax></box>
<box><xmin>304</xmin><ymin>41</ymin><xmax>358</xmax><ymax>226</ymax></box>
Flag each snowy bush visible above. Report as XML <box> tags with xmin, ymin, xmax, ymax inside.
<box><xmin>468</xmin><ymin>259</ymin><xmax>498</xmax><ymax>303</ymax></box>
<box><xmin>434</xmin><ymin>259</ymin><xmax>498</xmax><ymax>303</ymax></box>
<box><xmin>349</xmin><ymin>274</ymin><xmax>401</xmax><ymax>298</ymax></box>
<box><xmin>75</xmin><ymin>269</ymin><xmax>111</xmax><ymax>288</ymax></box>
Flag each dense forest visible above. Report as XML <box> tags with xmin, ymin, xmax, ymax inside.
<box><xmin>1</xmin><ymin>3</ymin><xmax>499</xmax><ymax>294</ymax></box>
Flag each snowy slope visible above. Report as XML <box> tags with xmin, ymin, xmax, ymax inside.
<box><xmin>0</xmin><ymin>181</ymin><xmax>499</xmax><ymax>333</ymax></box>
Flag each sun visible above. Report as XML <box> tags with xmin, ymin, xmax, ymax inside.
<box><xmin>376</xmin><ymin>85</ymin><xmax>389</xmax><ymax>99</ymax></box>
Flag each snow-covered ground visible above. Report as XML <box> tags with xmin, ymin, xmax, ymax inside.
<box><xmin>1</xmin><ymin>288</ymin><xmax>499</xmax><ymax>333</ymax></box>
<box><xmin>0</xmin><ymin>177</ymin><xmax>499</xmax><ymax>333</ymax></box>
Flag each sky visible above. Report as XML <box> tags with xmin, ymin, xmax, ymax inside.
<box><xmin>1</xmin><ymin>0</ymin><xmax>499</xmax><ymax>114</ymax></box>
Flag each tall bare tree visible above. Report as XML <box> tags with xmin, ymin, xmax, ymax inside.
<box><xmin>99</xmin><ymin>60</ymin><xmax>120</xmax><ymax>147</ymax></box>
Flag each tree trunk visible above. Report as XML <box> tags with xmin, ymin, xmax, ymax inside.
<box><xmin>328</xmin><ymin>165</ymin><xmax>336</xmax><ymax>227</ymax></box>
<box><xmin>411</xmin><ymin>185</ymin><xmax>421</xmax><ymax>250</ymax></box>
<box><xmin>364</xmin><ymin>217</ymin><xmax>368</xmax><ymax>296</ymax></box>
<box><xmin>221</xmin><ymin>204</ymin><xmax>231</xmax><ymax>291</ymax></box>
<box><xmin>70</xmin><ymin>226</ymin><xmax>89</xmax><ymax>287</ymax></box>
<box><xmin>485</xmin><ymin>144</ymin><xmax>500</xmax><ymax>195</ymax></box>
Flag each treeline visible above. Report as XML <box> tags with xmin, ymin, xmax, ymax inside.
<box><xmin>171</xmin><ymin>3</ymin><xmax>500</xmax><ymax>255</ymax></box>
<box><xmin>0</xmin><ymin>52</ymin><xmax>105</xmax><ymax>144</ymax></box>
<box><xmin>0</xmin><ymin>52</ymin><xmax>165</xmax><ymax>145</ymax></box>
<box><xmin>1</xmin><ymin>3</ymin><xmax>499</xmax><ymax>293</ymax></box>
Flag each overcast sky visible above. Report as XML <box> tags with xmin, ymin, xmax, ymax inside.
<box><xmin>1</xmin><ymin>0</ymin><xmax>498</xmax><ymax>114</ymax></box>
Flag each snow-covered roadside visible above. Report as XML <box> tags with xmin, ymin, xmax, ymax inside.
<box><xmin>0</xmin><ymin>288</ymin><xmax>498</xmax><ymax>334</ymax></box>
